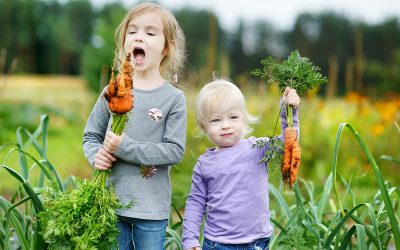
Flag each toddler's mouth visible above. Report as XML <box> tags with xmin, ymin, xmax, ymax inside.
<box><xmin>221</xmin><ymin>133</ymin><xmax>233</xmax><ymax>137</ymax></box>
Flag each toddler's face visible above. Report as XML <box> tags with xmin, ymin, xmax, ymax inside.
<box><xmin>204</xmin><ymin>95</ymin><xmax>245</xmax><ymax>149</ymax></box>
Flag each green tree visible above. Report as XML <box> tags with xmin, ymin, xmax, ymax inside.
<box><xmin>285</xmin><ymin>12</ymin><xmax>355</xmax><ymax>95</ymax></box>
<box><xmin>228</xmin><ymin>20</ymin><xmax>247</xmax><ymax>77</ymax></box>
<box><xmin>175</xmin><ymin>8</ymin><xmax>225</xmax><ymax>77</ymax></box>
<box><xmin>284</xmin><ymin>13</ymin><xmax>318</xmax><ymax>57</ymax></box>
<box><xmin>0</xmin><ymin>0</ymin><xmax>95</xmax><ymax>74</ymax></box>
<box><xmin>56</xmin><ymin>0</ymin><xmax>94</xmax><ymax>74</ymax></box>
<box><xmin>251</xmin><ymin>20</ymin><xmax>277</xmax><ymax>56</ymax></box>
<box><xmin>0</xmin><ymin>0</ymin><xmax>39</xmax><ymax>73</ymax></box>
<box><xmin>81</xmin><ymin>3</ymin><xmax>126</xmax><ymax>93</ymax></box>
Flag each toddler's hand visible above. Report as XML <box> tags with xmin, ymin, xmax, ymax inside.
<box><xmin>103</xmin><ymin>131</ymin><xmax>124</xmax><ymax>154</ymax></box>
<box><xmin>283</xmin><ymin>87</ymin><xmax>300</xmax><ymax>109</ymax></box>
<box><xmin>94</xmin><ymin>147</ymin><xmax>116</xmax><ymax>170</ymax></box>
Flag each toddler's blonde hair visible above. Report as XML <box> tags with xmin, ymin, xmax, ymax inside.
<box><xmin>196</xmin><ymin>78</ymin><xmax>258</xmax><ymax>136</ymax></box>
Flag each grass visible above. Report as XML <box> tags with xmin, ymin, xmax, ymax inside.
<box><xmin>1</xmin><ymin>75</ymin><xmax>399</xmax><ymax>249</ymax></box>
<box><xmin>0</xmin><ymin>75</ymin><xmax>92</xmax><ymax>114</ymax></box>
<box><xmin>1</xmin><ymin>117</ymin><xmax>398</xmax><ymax>249</ymax></box>
<box><xmin>1</xmin><ymin>75</ymin><xmax>399</xmax><ymax>205</ymax></box>
<box><xmin>0</xmin><ymin>75</ymin><xmax>94</xmax><ymax>196</ymax></box>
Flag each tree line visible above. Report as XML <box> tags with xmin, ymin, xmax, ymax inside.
<box><xmin>1</xmin><ymin>0</ymin><xmax>399</xmax><ymax>96</ymax></box>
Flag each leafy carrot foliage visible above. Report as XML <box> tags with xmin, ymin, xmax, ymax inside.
<box><xmin>251</xmin><ymin>50</ymin><xmax>327</xmax><ymax>95</ymax></box>
<box><xmin>38</xmin><ymin>170</ymin><xmax>127</xmax><ymax>249</ymax></box>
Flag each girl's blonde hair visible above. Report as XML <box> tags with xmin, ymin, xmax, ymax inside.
<box><xmin>115</xmin><ymin>2</ymin><xmax>186</xmax><ymax>82</ymax></box>
<box><xmin>196</xmin><ymin>77</ymin><xmax>258</xmax><ymax>136</ymax></box>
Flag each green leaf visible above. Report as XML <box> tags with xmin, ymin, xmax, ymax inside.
<box><xmin>379</xmin><ymin>155</ymin><xmax>400</xmax><ymax>164</ymax></box>
<box><xmin>269</xmin><ymin>184</ymin><xmax>291</xmax><ymax>219</ymax></box>
<box><xmin>253</xmin><ymin>50</ymin><xmax>327</xmax><ymax>95</ymax></box>
<box><xmin>0</xmin><ymin>197</ymin><xmax>30</xmax><ymax>250</ymax></box>
<box><xmin>330</xmin><ymin>123</ymin><xmax>400</xmax><ymax>249</ymax></box>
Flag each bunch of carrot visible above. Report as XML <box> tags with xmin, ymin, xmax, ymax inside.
<box><xmin>252</xmin><ymin>50</ymin><xmax>327</xmax><ymax>188</ymax></box>
<box><xmin>104</xmin><ymin>52</ymin><xmax>134</xmax><ymax>134</ymax></box>
<box><xmin>104</xmin><ymin>50</ymin><xmax>155</xmax><ymax>179</ymax></box>
<box><xmin>39</xmin><ymin>52</ymin><xmax>135</xmax><ymax>248</ymax></box>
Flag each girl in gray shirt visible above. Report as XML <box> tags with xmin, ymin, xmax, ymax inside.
<box><xmin>83</xmin><ymin>3</ymin><xmax>186</xmax><ymax>249</ymax></box>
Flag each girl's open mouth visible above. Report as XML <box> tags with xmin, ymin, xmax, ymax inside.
<box><xmin>133</xmin><ymin>47</ymin><xmax>145</xmax><ymax>64</ymax></box>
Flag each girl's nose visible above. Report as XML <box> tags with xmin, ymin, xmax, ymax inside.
<box><xmin>134</xmin><ymin>32</ymin><xmax>144</xmax><ymax>42</ymax></box>
<box><xmin>135</xmin><ymin>36</ymin><xmax>143</xmax><ymax>42</ymax></box>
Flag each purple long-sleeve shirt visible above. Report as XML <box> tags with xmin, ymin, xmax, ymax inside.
<box><xmin>182</xmin><ymin>106</ymin><xmax>299</xmax><ymax>249</ymax></box>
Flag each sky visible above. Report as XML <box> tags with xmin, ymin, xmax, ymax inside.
<box><xmin>93</xmin><ymin>0</ymin><xmax>400</xmax><ymax>31</ymax></box>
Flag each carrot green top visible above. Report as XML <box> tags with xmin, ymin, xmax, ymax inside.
<box><xmin>252</xmin><ymin>50</ymin><xmax>327</xmax><ymax>96</ymax></box>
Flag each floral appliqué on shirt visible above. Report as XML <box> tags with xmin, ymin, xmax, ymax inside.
<box><xmin>140</xmin><ymin>165</ymin><xmax>157</xmax><ymax>179</ymax></box>
<box><xmin>148</xmin><ymin>108</ymin><xmax>163</xmax><ymax>122</ymax></box>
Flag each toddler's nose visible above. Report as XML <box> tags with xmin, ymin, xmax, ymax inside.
<box><xmin>221</xmin><ymin>120</ymin><xmax>231</xmax><ymax>129</ymax></box>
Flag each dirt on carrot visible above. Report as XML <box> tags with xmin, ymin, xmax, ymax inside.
<box><xmin>289</xmin><ymin>139</ymin><xmax>301</xmax><ymax>187</ymax></box>
<box><xmin>282</xmin><ymin>126</ymin><xmax>300</xmax><ymax>187</ymax></box>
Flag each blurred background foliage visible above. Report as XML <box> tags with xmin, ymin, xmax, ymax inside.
<box><xmin>0</xmin><ymin>0</ymin><xmax>400</xmax><ymax>95</ymax></box>
<box><xmin>0</xmin><ymin>0</ymin><xmax>399</xmax><ymax>208</ymax></box>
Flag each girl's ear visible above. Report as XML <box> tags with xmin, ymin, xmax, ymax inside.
<box><xmin>164</xmin><ymin>39</ymin><xmax>176</xmax><ymax>55</ymax></box>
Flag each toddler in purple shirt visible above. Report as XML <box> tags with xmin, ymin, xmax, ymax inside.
<box><xmin>182</xmin><ymin>77</ymin><xmax>300</xmax><ymax>250</ymax></box>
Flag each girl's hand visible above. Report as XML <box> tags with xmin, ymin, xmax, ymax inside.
<box><xmin>283</xmin><ymin>87</ymin><xmax>300</xmax><ymax>109</ymax></box>
<box><xmin>103</xmin><ymin>131</ymin><xmax>124</xmax><ymax>154</ymax></box>
<box><xmin>94</xmin><ymin>147</ymin><xmax>116</xmax><ymax>170</ymax></box>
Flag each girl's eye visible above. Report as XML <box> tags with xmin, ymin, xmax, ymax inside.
<box><xmin>231</xmin><ymin>116</ymin><xmax>238</xmax><ymax>119</ymax></box>
<box><xmin>147</xmin><ymin>33</ymin><xmax>155</xmax><ymax>36</ymax></box>
<box><xmin>128</xmin><ymin>31</ymin><xmax>137</xmax><ymax>34</ymax></box>
<box><xmin>211</xmin><ymin>119</ymin><xmax>220</xmax><ymax>123</ymax></box>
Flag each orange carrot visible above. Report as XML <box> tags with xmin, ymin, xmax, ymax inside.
<box><xmin>104</xmin><ymin>69</ymin><xmax>116</xmax><ymax>102</ymax></box>
<box><xmin>289</xmin><ymin>139</ymin><xmax>301</xmax><ymax>187</ymax></box>
<box><xmin>281</xmin><ymin>127</ymin><xmax>300</xmax><ymax>186</ymax></box>
<box><xmin>105</xmin><ymin>52</ymin><xmax>134</xmax><ymax>114</ymax></box>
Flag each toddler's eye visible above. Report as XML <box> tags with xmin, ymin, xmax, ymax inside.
<box><xmin>147</xmin><ymin>33</ymin><xmax>155</xmax><ymax>36</ymax></box>
<box><xmin>210</xmin><ymin>119</ymin><xmax>220</xmax><ymax>123</ymax></box>
<box><xmin>231</xmin><ymin>116</ymin><xmax>238</xmax><ymax>119</ymax></box>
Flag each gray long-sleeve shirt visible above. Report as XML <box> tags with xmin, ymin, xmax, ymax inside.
<box><xmin>83</xmin><ymin>82</ymin><xmax>187</xmax><ymax>220</ymax></box>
